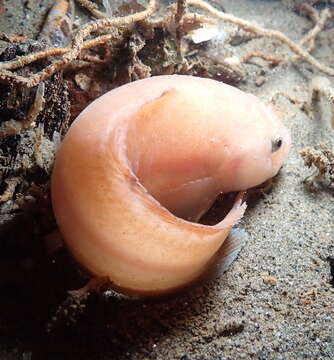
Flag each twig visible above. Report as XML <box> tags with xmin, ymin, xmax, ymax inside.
<box><xmin>75</xmin><ymin>0</ymin><xmax>107</xmax><ymax>19</ymax></box>
<box><xmin>174</xmin><ymin>0</ymin><xmax>187</xmax><ymax>57</ymax></box>
<box><xmin>39</xmin><ymin>0</ymin><xmax>74</xmax><ymax>46</ymax></box>
<box><xmin>187</xmin><ymin>0</ymin><xmax>334</xmax><ymax>76</ymax></box>
<box><xmin>68</xmin><ymin>276</ymin><xmax>110</xmax><ymax>297</ymax></box>
<box><xmin>0</xmin><ymin>33</ymin><xmax>119</xmax><ymax>71</ymax></box>
<box><xmin>0</xmin><ymin>32</ymin><xmax>27</xmax><ymax>42</ymax></box>
<box><xmin>299</xmin><ymin>8</ymin><xmax>332</xmax><ymax>52</ymax></box>
<box><xmin>24</xmin><ymin>82</ymin><xmax>46</xmax><ymax>130</ymax></box>
<box><xmin>151</xmin><ymin>10</ymin><xmax>216</xmax><ymax>31</ymax></box>
<box><xmin>0</xmin><ymin>48</ymin><xmax>67</xmax><ymax>71</ymax></box>
<box><xmin>270</xmin><ymin>91</ymin><xmax>305</xmax><ymax>105</ymax></box>
<box><xmin>79</xmin><ymin>53</ymin><xmax>104</xmax><ymax>63</ymax></box>
<box><xmin>298</xmin><ymin>3</ymin><xmax>319</xmax><ymax>23</ymax></box>
<box><xmin>243</xmin><ymin>51</ymin><xmax>283</xmax><ymax>65</ymax></box>
<box><xmin>63</xmin><ymin>59</ymin><xmax>97</xmax><ymax>71</ymax></box>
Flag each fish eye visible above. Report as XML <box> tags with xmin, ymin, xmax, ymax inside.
<box><xmin>271</xmin><ymin>137</ymin><xmax>283</xmax><ymax>152</ymax></box>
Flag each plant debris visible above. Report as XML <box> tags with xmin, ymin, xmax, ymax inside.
<box><xmin>308</xmin><ymin>76</ymin><xmax>334</xmax><ymax>128</ymax></box>
<box><xmin>300</xmin><ymin>143</ymin><xmax>334</xmax><ymax>191</ymax></box>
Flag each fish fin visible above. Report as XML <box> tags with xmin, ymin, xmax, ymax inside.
<box><xmin>190</xmin><ymin>228</ymin><xmax>249</xmax><ymax>289</ymax></box>
<box><xmin>213</xmin><ymin>227</ymin><xmax>249</xmax><ymax>275</ymax></box>
<box><xmin>160</xmin><ymin>228</ymin><xmax>249</xmax><ymax>297</ymax></box>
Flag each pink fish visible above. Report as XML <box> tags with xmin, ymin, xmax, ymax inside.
<box><xmin>52</xmin><ymin>75</ymin><xmax>291</xmax><ymax>296</ymax></box>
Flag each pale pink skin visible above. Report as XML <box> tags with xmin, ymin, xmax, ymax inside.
<box><xmin>51</xmin><ymin>75</ymin><xmax>291</xmax><ymax>295</ymax></box>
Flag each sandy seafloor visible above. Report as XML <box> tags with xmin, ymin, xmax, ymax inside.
<box><xmin>0</xmin><ymin>0</ymin><xmax>333</xmax><ymax>359</ymax></box>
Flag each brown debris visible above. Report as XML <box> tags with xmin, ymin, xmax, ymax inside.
<box><xmin>62</xmin><ymin>2</ymin><xmax>246</xmax><ymax>117</ymax></box>
<box><xmin>309</xmin><ymin>76</ymin><xmax>334</xmax><ymax>128</ymax></box>
<box><xmin>300</xmin><ymin>143</ymin><xmax>334</xmax><ymax>191</ymax></box>
<box><xmin>47</xmin><ymin>290</ymin><xmax>91</xmax><ymax>333</ymax></box>
<box><xmin>24</xmin><ymin>82</ymin><xmax>46</xmax><ymax>130</ymax></box>
<box><xmin>270</xmin><ymin>91</ymin><xmax>305</xmax><ymax>105</ymax></box>
<box><xmin>215</xmin><ymin>319</ymin><xmax>245</xmax><ymax>337</ymax></box>
<box><xmin>68</xmin><ymin>276</ymin><xmax>111</xmax><ymax>297</ymax></box>
<box><xmin>0</xmin><ymin>177</ymin><xmax>20</xmax><ymax>202</ymax></box>
<box><xmin>243</xmin><ymin>51</ymin><xmax>283</xmax><ymax>66</ymax></box>
<box><xmin>0</xmin><ymin>82</ymin><xmax>45</xmax><ymax>138</ymax></box>
<box><xmin>263</xmin><ymin>275</ymin><xmax>278</xmax><ymax>286</ymax></box>
<box><xmin>300</xmin><ymin>288</ymin><xmax>317</xmax><ymax>305</ymax></box>
<box><xmin>75</xmin><ymin>0</ymin><xmax>107</xmax><ymax>19</ymax></box>
<box><xmin>0</xmin><ymin>32</ymin><xmax>27</xmax><ymax>43</ymax></box>
<box><xmin>175</xmin><ymin>0</ymin><xmax>187</xmax><ymax>56</ymax></box>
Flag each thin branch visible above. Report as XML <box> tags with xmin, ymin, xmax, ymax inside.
<box><xmin>243</xmin><ymin>51</ymin><xmax>283</xmax><ymax>65</ymax></box>
<box><xmin>39</xmin><ymin>0</ymin><xmax>74</xmax><ymax>46</ymax></box>
<box><xmin>0</xmin><ymin>48</ymin><xmax>67</xmax><ymax>71</ymax></box>
<box><xmin>299</xmin><ymin>8</ymin><xmax>332</xmax><ymax>52</ymax></box>
<box><xmin>24</xmin><ymin>82</ymin><xmax>46</xmax><ymax>130</ymax></box>
<box><xmin>75</xmin><ymin>0</ymin><xmax>107</xmax><ymax>19</ymax></box>
<box><xmin>0</xmin><ymin>33</ymin><xmax>119</xmax><ymax>71</ymax></box>
<box><xmin>298</xmin><ymin>3</ymin><xmax>319</xmax><ymax>23</ymax></box>
<box><xmin>0</xmin><ymin>32</ymin><xmax>27</xmax><ymax>42</ymax></box>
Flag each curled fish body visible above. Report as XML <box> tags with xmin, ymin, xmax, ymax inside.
<box><xmin>51</xmin><ymin>75</ymin><xmax>291</xmax><ymax>296</ymax></box>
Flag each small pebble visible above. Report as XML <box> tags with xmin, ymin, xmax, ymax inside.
<box><xmin>263</xmin><ymin>275</ymin><xmax>278</xmax><ymax>285</ymax></box>
<box><xmin>255</xmin><ymin>76</ymin><xmax>266</xmax><ymax>87</ymax></box>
